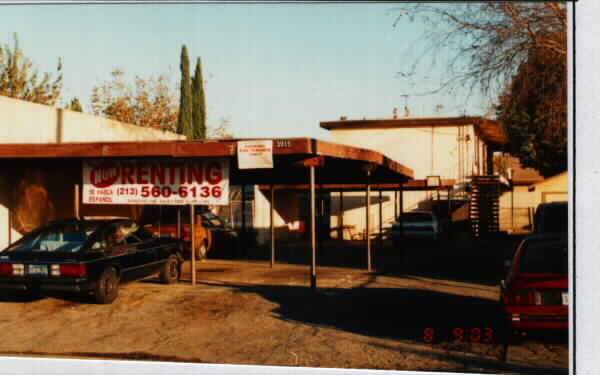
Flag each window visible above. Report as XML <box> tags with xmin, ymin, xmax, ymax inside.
<box><xmin>6</xmin><ymin>221</ymin><xmax>97</xmax><ymax>253</ymax></box>
<box><xmin>519</xmin><ymin>239</ymin><xmax>568</xmax><ymax>274</ymax></box>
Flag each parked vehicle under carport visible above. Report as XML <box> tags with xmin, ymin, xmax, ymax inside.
<box><xmin>143</xmin><ymin>208</ymin><xmax>238</xmax><ymax>260</ymax></box>
<box><xmin>391</xmin><ymin>211</ymin><xmax>440</xmax><ymax>247</ymax></box>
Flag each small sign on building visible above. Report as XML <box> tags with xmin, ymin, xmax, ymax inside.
<box><xmin>237</xmin><ymin>140</ymin><xmax>273</xmax><ymax>169</ymax></box>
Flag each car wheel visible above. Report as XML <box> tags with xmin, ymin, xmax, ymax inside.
<box><xmin>94</xmin><ymin>267</ymin><xmax>120</xmax><ymax>304</ymax></box>
<box><xmin>160</xmin><ymin>255</ymin><xmax>180</xmax><ymax>284</ymax></box>
<box><xmin>196</xmin><ymin>240</ymin><xmax>208</xmax><ymax>260</ymax></box>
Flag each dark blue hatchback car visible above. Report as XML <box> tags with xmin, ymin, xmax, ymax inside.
<box><xmin>0</xmin><ymin>218</ymin><xmax>185</xmax><ymax>304</ymax></box>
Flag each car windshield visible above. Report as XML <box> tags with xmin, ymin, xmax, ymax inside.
<box><xmin>518</xmin><ymin>238</ymin><xmax>568</xmax><ymax>274</ymax></box>
<box><xmin>5</xmin><ymin>221</ymin><xmax>100</xmax><ymax>253</ymax></box>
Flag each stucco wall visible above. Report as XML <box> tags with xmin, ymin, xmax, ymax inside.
<box><xmin>0</xmin><ymin>96</ymin><xmax>185</xmax><ymax>249</ymax></box>
<box><xmin>61</xmin><ymin>109</ymin><xmax>184</xmax><ymax>142</ymax></box>
<box><xmin>254</xmin><ymin>188</ymin><xmax>301</xmax><ymax>245</ymax></box>
<box><xmin>498</xmin><ymin>172</ymin><xmax>569</xmax><ymax>233</ymax></box>
<box><xmin>532</xmin><ymin>172</ymin><xmax>568</xmax><ymax>205</ymax></box>
<box><xmin>0</xmin><ymin>96</ymin><xmax>58</xmax><ymax>143</ymax></box>
<box><xmin>329</xmin><ymin>125</ymin><xmax>484</xmax><ymax>181</ymax></box>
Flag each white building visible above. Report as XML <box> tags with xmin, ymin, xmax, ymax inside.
<box><xmin>0</xmin><ymin>96</ymin><xmax>184</xmax><ymax>249</ymax></box>
<box><xmin>253</xmin><ymin>116</ymin><xmax>508</xmax><ymax>244</ymax></box>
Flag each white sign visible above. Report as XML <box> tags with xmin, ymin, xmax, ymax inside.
<box><xmin>237</xmin><ymin>140</ymin><xmax>273</xmax><ymax>169</ymax></box>
<box><xmin>82</xmin><ymin>159</ymin><xmax>229</xmax><ymax>206</ymax></box>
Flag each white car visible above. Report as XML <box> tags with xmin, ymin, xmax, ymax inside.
<box><xmin>391</xmin><ymin>211</ymin><xmax>440</xmax><ymax>245</ymax></box>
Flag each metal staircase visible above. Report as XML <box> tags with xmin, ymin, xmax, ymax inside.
<box><xmin>469</xmin><ymin>176</ymin><xmax>501</xmax><ymax>237</ymax></box>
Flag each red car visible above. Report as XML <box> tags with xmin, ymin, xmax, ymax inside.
<box><xmin>500</xmin><ymin>234</ymin><xmax>568</xmax><ymax>332</ymax></box>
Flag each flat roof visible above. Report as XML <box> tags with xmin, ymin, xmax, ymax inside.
<box><xmin>0</xmin><ymin>138</ymin><xmax>414</xmax><ymax>185</ymax></box>
<box><xmin>320</xmin><ymin>116</ymin><xmax>508</xmax><ymax>145</ymax></box>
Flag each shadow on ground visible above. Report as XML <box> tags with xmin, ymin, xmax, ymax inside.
<box><xmin>197</xmin><ymin>279</ymin><xmax>566</xmax><ymax>374</ymax></box>
<box><xmin>215</xmin><ymin>234</ymin><xmax>527</xmax><ymax>287</ymax></box>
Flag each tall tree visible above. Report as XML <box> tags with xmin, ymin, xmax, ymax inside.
<box><xmin>91</xmin><ymin>69</ymin><xmax>178</xmax><ymax>131</ymax></box>
<box><xmin>177</xmin><ymin>45</ymin><xmax>193</xmax><ymax>138</ymax></box>
<box><xmin>0</xmin><ymin>33</ymin><xmax>62</xmax><ymax>105</ymax></box>
<box><xmin>395</xmin><ymin>3</ymin><xmax>566</xmax><ymax>95</ymax></box>
<box><xmin>396</xmin><ymin>3</ymin><xmax>567</xmax><ymax>175</ymax></box>
<box><xmin>192</xmin><ymin>57</ymin><xmax>207</xmax><ymax>140</ymax></box>
<box><xmin>497</xmin><ymin>46</ymin><xmax>567</xmax><ymax>177</ymax></box>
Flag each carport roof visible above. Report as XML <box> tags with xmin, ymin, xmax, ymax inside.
<box><xmin>0</xmin><ymin>138</ymin><xmax>414</xmax><ymax>185</ymax></box>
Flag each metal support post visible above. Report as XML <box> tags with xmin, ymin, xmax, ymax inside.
<box><xmin>394</xmin><ymin>190</ymin><xmax>398</xmax><ymax>220</ymax></box>
<box><xmin>339</xmin><ymin>191</ymin><xmax>344</xmax><ymax>240</ymax></box>
<box><xmin>191</xmin><ymin>205</ymin><xmax>196</xmax><ymax>286</ymax></box>
<box><xmin>177</xmin><ymin>208</ymin><xmax>181</xmax><ymax>239</ymax></box>
<box><xmin>270</xmin><ymin>185</ymin><xmax>275</xmax><ymax>268</ymax></box>
<box><xmin>74</xmin><ymin>184</ymin><xmax>80</xmax><ymax>219</ymax></box>
<box><xmin>241</xmin><ymin>184</ymin><xmax>246</xmax><ymax>258</ymax></box>
<box><xmin>366</xmin><ymin>170</ymin><xmax>372</xmax><ymax>272</ymax></box>
<box><xmin>379</xmin><ymin>189</ymin><xmax>383</xmax><ymax>250</ymax></box>
<box><xmin>399</xmin><ymin>184</ymin><xmax>404</xmax><ymax>215</ymax></box>
<box><xmin>310</xmin><ymin>166</ymin><xmax>317</xmax><ymax>291</ymax></box>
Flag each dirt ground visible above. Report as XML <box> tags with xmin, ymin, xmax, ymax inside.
<box><xmin>0</xmin><ymin>240</ymin><xmax>569</xmax><ymax>374</ymax></box>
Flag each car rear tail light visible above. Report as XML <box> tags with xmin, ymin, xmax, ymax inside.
<box><xmin>0</xmin><ymin>264</ymin><xmax>25</xmax><ymax>276</ymax></box>
<box><xmin>50</xmin><ymin>264</ymin><xmax>60</xmax><ymax>276</ymax></box>
<box><xmin>58</xmin><ymin>264</ymin><xmax>87</xmax><ymax>277</ymax></box>
<box><xmin>0</xmin><ymin>263</ymin><xmax>12</xmax><ymax>276</ymax></box>
<box><xmin>12</xmin><ymin>264</ymin><xmax>25</xmax><ymax>276</ymax></box>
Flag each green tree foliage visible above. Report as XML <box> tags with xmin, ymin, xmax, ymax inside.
<box><xmin>192</xmin><ymin>57</ymin><xmax>207</xmax><ymax>140</ymax></box>
<box><xmin>177</xmin><ymin>45</ymin><xmax>193</xmax><ymax>138</ymax></box>
<box><xmin>0</xmin><ymin>33</ymin><xmax>62</xmax><ymax>105</ymax></box>
<box><xmin>65</xmin><ymin>97</ymin><xmax>83</xmax><ymax>112</ymax></box>
<box><xmin>497</xmin><ymin>47</ymin><xmax>567</xmax><ymax>177</ymax></box>
<box><xmin>91</xmin><ymin>69</ymin><xmax>178</xmax><ymax>131</ymax></box>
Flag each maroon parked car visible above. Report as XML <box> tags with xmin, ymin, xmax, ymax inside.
<box><xmin>500</xmin><ymin>234</ymin><xmax>568</xmax><ymax>333</ymax></box>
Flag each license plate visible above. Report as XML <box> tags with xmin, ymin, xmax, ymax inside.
<box><xmin>28</xmin><ymin>264</ymin><xmax>48</xmax><ymax>276</ymax></box>
<box><xmin>562</xmin><ymin>292</ymin><xmax>568</xmax><ymax>306</ymax></box>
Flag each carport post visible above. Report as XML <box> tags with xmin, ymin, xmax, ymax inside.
<box><xmin>270</xmin><ymin>184</ymin><xmax>275</xmax><ymax>268</ymax></box>
<box><xmin>242</xmin><ymin>184</ymin><xmax>246</xmax><ymax>258</ymax></box>
<box><xmin>310</xmin><ymin>165</ymin><xmax>317</xmax><ymax>291</ymax></box>
<box><xmin>74</xmin><ymin>184</ymin><xmax>80</xmax><ymax>219</ymax></box>
<box><xmin>339</xmin><ymin>191</ymin><xmax>344</xmax><ymax>241</ymax></box>
<box><xmin>7</xmin><ymin>206</ymin><xmax>11</xmax><ymax>246</ymax></box>
<box><xmin>366</xmin><ymin>170</ymin><xmax>372</xmax><ymax>272</ymax></box>
<box><xmin>399</xmin><ymin>184</ymin><xmax>404</xmax><ymax>215</ymax></box>
<box><xmin>177</xmin><ymin>208</ymin><xmax>181</xmax><ymax>239</ymax></box>
<box><xmin>447</xmin><ymin>187</ymin><xmax>452</xmax><ymax>234</ymax></box>
<box><xmin>394</xmin><ymin>190</ymin><xmax>398</xmax><ymax>220</ymax></box>
<box><xmin>378</xmin><ymin>189</ymin><xmax>383</xmax><ymax>250</ymax></box>
<box><xmin>191</xmin><ymin>205</ymin><xmax>196</xmax><ymax>286</ymax></box>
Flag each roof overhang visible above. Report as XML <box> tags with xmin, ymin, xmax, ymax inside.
<box><xmin>0</xmin><ymin>138</ymin><xmax>414</xmax><ymax>185</ymax></box>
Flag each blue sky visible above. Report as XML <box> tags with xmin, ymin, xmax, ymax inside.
<box><xmin>0</xmin><ymin>3</ymin><xmax>491</xmax><ymax>140</ymax></box>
